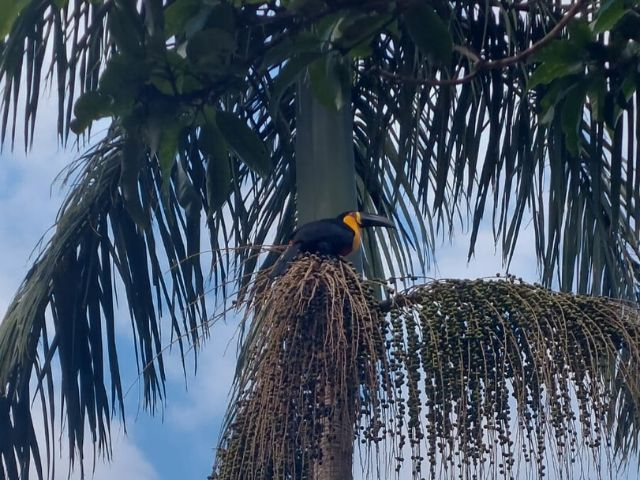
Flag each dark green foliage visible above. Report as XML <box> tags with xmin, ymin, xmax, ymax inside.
<box><xmin>403</xmin><ymin>3</ymin><xmax>452</xmax><ymax>65</ymax></box>
<box><xmin>1</xmin><ymin>0</ymin><xmax>640</xmax><ymax>478</ymax></box>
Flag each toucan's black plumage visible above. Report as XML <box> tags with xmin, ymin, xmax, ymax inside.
<box><xmin>269</xmin><ymin>211</ymin><xmax>395</xmax><ymax>278</ymax></box>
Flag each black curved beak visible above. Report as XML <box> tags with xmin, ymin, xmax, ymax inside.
<box><xmin>358</xmin><ymin>212</ymin><xmax>396</xmax><ymax>229</ymax></box>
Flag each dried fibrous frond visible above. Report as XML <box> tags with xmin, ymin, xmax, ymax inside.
<box><xmin>212</xmin><ymin>255</ymin><xmax>395</xmax><ymax>479</ymax></box>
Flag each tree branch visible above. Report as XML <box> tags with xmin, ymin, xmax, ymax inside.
<box><xmin>376</xmin><ymin>0</ymin><xmax>588</xmax><ymax>87</ymax></box>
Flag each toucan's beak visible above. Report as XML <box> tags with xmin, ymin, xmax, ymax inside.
<box><xmin>358</xmin><ymin>212</ymin><xmax>396</xmax><ymax>229</ymax></box>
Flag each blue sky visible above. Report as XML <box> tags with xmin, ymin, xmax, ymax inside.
<box><xmin>0</xmin><ymin>94</ymin><xmax>555</xmax><ymax>479</ymax></box>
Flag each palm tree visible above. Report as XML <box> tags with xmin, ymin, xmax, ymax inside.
<box><xmin>2</xmin><ymin>0</ymin><xmax>640</xmax><ymax>479</ymax></box>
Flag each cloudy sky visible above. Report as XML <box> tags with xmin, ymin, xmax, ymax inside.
<box><xmin>0</xmin><ymin>94</ymin><xmax>546</xmax><ymax>479</ymax></box>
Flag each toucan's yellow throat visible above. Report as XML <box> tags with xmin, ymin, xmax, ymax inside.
<box><xmin>342</xmin><ymin>212</ymin><xmax>362</xmax><ymax>254</ymax></box>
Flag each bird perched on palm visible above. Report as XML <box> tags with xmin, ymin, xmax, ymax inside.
<box><xmin>269</xmin><ymin>211</ymin><xmax>395</xmax><ymax>278</ymax></box>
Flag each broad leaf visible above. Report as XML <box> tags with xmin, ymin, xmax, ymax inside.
<box><xmin>216</xmin><ymin>111</ymin><xmax>271</xmax><ymax>177</ymax></box>
<box><xmin>309</xmin><ymin>53</ymin><xmax>350</xmax><ymax>111</ymax></box>
<box><xmin>260</xmin><ymin>32</ymin><xmax>322</xmax><ymax>69</ymax></box>
<box><xmin>164</xmin><ymin>0</ymin><xmax>202</xmax><ymax>37</ymax></box>
<box><xmin>567</xmin><ymin>18</ymin><xmax>593</xmax><ymax>47</ymax></box>
<box><xmin>334</xmin><ymin>12</ymin><xmax>391</xmax><ymax>50</ymax></box>
<box><xmin>186</xmin><ymin>28</ymin><xmax>236</xmax><ymax>73</ymax></box>
<box><xmin>532</xmin><ymin>39</ymin><xmax>583</xmax><ymax>65</ymax></box>
<box><xmin>200</xmin><ymin>122</ymin><xmax>232</xmax><ymax>214</ymax></box>
<box><xmin>0</xmin><ymin>0</ymin><xmax>29</xmax><ymax>37</ymax></box>
<box><xmin>528</xmin><ymin>61</ymin><xmax>584</xmax><ymax>89</ymax></box>
<box><xmin>593</xmin><ymin>0</ymin><xmax>627</xmax><ymax>33</ymax></box>
<box><xmin>99</xmin><ymin>54</ymin><xmax>151</xmax><ymax>106</ymax></box>
<box><xmin>404</xmin><ymin>4</ymin><xmax>452</xmax><ymax>64</ymax></box>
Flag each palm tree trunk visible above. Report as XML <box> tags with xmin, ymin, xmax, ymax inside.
<box><xmin>295</xmin><ymin>76</ymin><xmax>356</xmax><ymax>480</ymax></box>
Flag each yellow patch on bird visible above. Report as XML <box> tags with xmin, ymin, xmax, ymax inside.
<box><xmin>343</xmin><ymin>213</ymin><xmax>362</xmax><ymax>253</ymax></box>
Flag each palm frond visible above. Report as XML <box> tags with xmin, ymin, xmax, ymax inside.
<box><xmin>342</xmin><ymin>0</ymin><xmax>640</xmax><ymax>298</ymax></box>
<box><xmin>2</xmin><ymin>0</ymin><xmax>638</xmax><ymax>294</ymax></box>
<box><xmin>0</xmin><ymin>126</ymin><xmax>215</xmax><ymax>479</ymax></box>
<box><xmin>2</xmin><ymin>0</ymin><xmax>640</xmax><ymax>478</ymax></box>
<box><xmin>1</xmin><ymin>0</ymin><xmax>114</xmax><ymax>147</ymax></box>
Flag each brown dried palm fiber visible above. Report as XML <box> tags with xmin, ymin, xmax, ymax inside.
<box><xmin>213</xmin><ymin>255</ymin><xmax>395</xmax><ymax>480</ymax></box>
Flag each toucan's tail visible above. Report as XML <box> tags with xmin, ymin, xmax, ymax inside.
<box><xmin>269</xmin><ymin>242</ymin><xmax>301</xmax><ymax>279</ymax></box>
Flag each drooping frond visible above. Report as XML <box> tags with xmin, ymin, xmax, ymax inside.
<box><xmin>0</xmin><ymin>127</ymin><xmax>215</xmax><ymax>479</ymax></box>
<box><xmin>342</xmin><ymin>1</ymin><xmax>640</xmax><ymax>298</ymax></box>
<box><xmin>0</xmin><ymin>0</ymin><xmax>114</xmax><ymax>147</ymax></box>
<box><xmin>2</xmin><ymin>1</ymin><xmax>639</xmax><ymax>294</ymax></box>
<box><xmin>215</xmin><ymin>262</ymin><xmax>640</xmax><ymax>479</ymax></box>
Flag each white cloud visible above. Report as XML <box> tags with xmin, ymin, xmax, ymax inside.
<box><xmin>28</xmin><ymin>415</ymin><xmax>159</xmax><ymax>480</ymax></box>
<box><xmin>80</xmin><ymin>427</ymin><xmax>159</xmax><ymax>480</ymax></box>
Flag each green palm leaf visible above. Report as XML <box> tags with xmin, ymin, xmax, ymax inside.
<box><xmin>1</xmin><ymin>0</ymin><xmax>640</xmax><ymax>478</ymax></box>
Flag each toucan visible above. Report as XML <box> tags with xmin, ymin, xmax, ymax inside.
<box><xmin>269</xmin><ymin>211</ymin><xmax>395</xmax><ymax>278</ymax></box>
